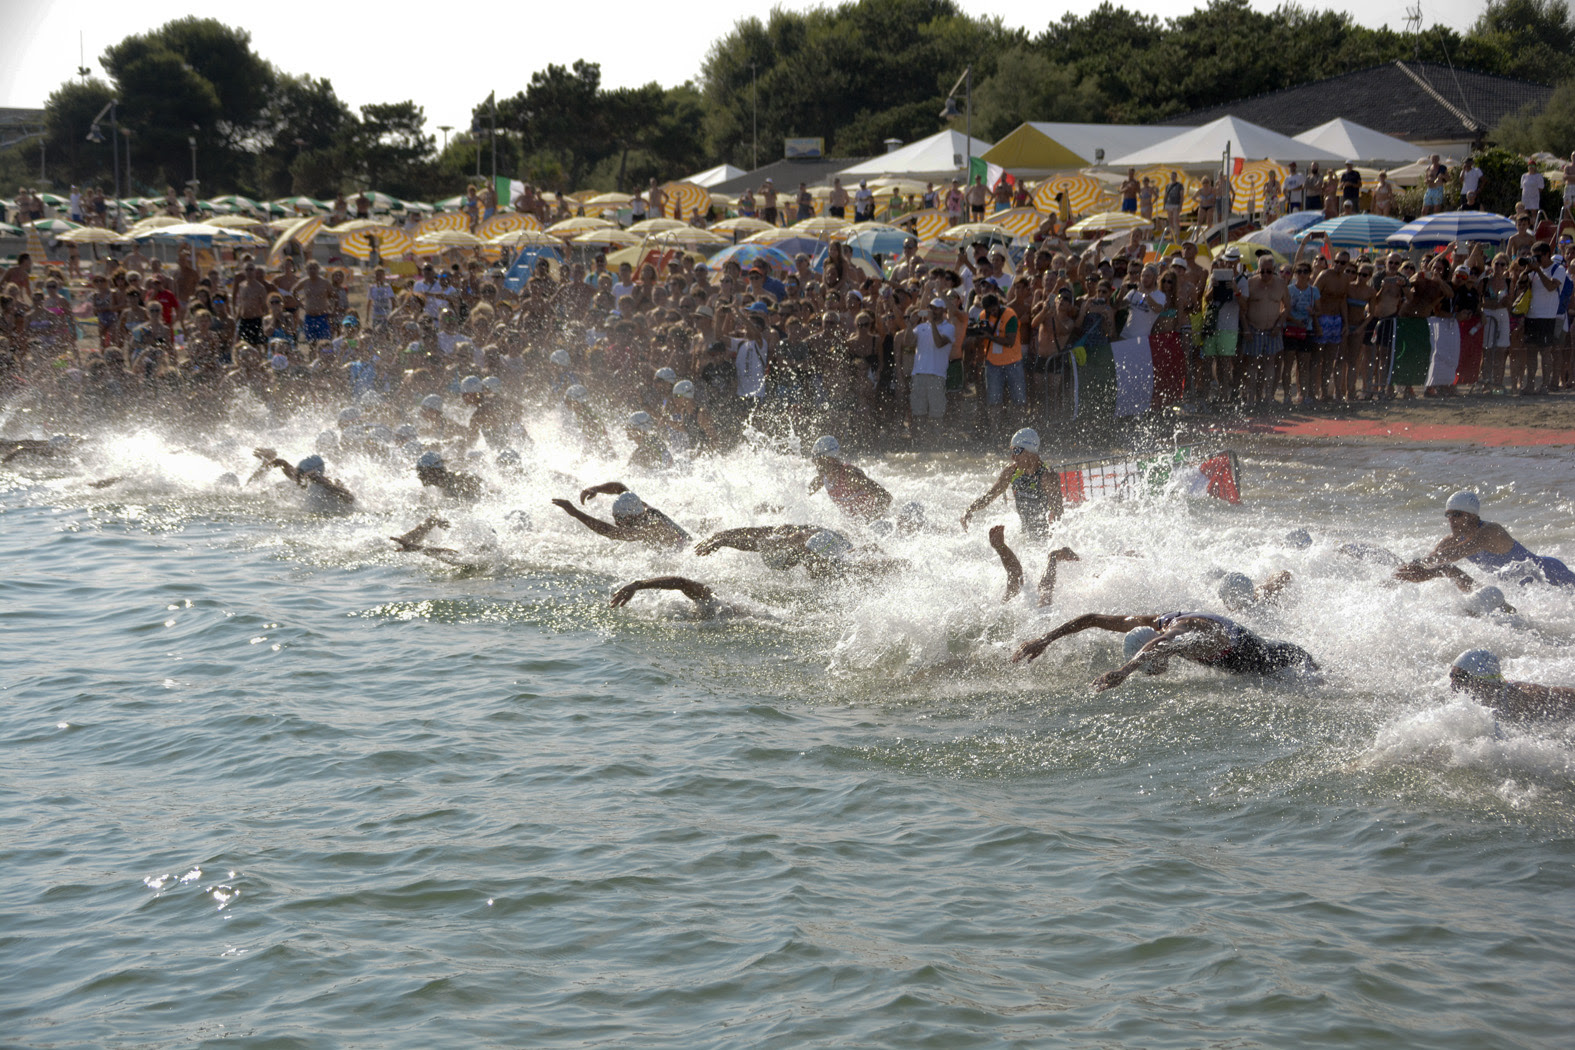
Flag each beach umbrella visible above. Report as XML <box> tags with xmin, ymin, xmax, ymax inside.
<box><xmin>36</xmin><ymin>193</ymin><xmax>67</xmax><ymax>206</ymax></box>
<box><xmin>584</xmin><ymin>192</ymin><xmax>633</xmax><ymax>214</ymax></box>
<box><xmin>741</xmin><ymin>231</ymin><xmax>827</xmax><ymax>258</ymax></box>
<box><xmin>839</xmin><ymin>226</ymin><xmax>911</xmax><ymax>261</ymax></box>
<box><xmin>626</xmin><ymin>217</ymin><xmax>688</xmax><ymax>235</ymax></box>
<box><xmin>546</xmin><ymin>216</ymin><xmax>616</xmax><ymax>236</ymax></box>
<box><xmin>357</xmin><ymin>190</ymin><xmax>402</xmax><ymax>212</ymax></box>
<box><xmin>1265</xmin><ymin>211</ymin><xmax>1326</xmax><ymax>235</ymax></box>
<box><xmin>708</xmin><ymin>192</ymin><xmax>739</xmax><ymax>209</ymax></box>
<box><xmin>709</xmin><ymin>216</ymin><xmax>774</xmax><ymax>235</ymax></box>
<box><xmin>1386</xmin><ymin>211</ymin><xmax>1517</xmax><ymax>249</ymax></box>
<box><xmin>867</xmin><ymin>177</ymin><xmax>930</xmax><ymax>196</ymax></box>
<box><xmin>1032</xmin><ymin>173</ymin><xmax>1114</xmax><ymax>217</ymax></box>
<box><xmin>415</xmin><ymin>213</ymin><xmax>470</xmax><ymax>237</ymax></box>
<box><xmin>646</xmin><ymin>227</ymin><xmax>730</xmax><ymax>247</ymax></box>
<box><xmin>56</xmin><ymin>226</ymin><xmax>130</xmax><ymax>244</ymax></box>
<box><xmin>938</xmin><ymin>222</ymin><xmax>1016</xmax><ymax>244</ymax></box>
<box><xmin>136</xmin><ymin>222</ymin><xmax>253</xmax><ymax>243</ymax></box>
<box><xmin>206</xmin><ymin>214</ymin><xmax>263</xmax><ymax>229</ymax></box>
<box><xmin>810</xmin><ymin>243</ymin><xmax>883</xmax><ymax>280</ymax></box>
<box><xmin>570</xmin><ymin>229</ymin><xmax>642</xmax><ymax>248</ymax></box>
<box><xmin>339</xmin><ymin>227</ymin><xmax>414</xmax><ymax>261</ymax></box>
<box><xmin>272</xmin><ymin>196</ymin><xmax>329</xmax><ymax>214</ymax></box>
<box><xmin>26</xmin><ymin>218</ymin><xmax>83</xmax><ymax>233</ymax></box>
<box><xmin>1224</xmin><ymin>240</ymin><xmax>1289</xmax><ymax>267</ymax></box>
<box><xmin>434</xmin><ymin>195</ymin><xmax>467</xmax><ymax>211</ymax></box>
<box><xmin>1066</xmin><ymin>212</ymin><xmax>1149</xmax><ymax>237</ymax></box>
<box><xmin>477</xmin><ymin>212</ymin><xmax>541</xmax><ymax>239</ymax></box>
<box><xmin>706</xmin><ymin>243</ymin><xmax>795</xmax><ymax>272</ymax></box>
<box><xmin>0</xmin><ymin>222</ymin><xmax>23</xmax><ymax>236</ymax></box>
<box><xmin>791</xmin><ymin>216</ymin><xmax>852</xmax><ymax>237</ymax></box>
<box><xmin>1228</xmin><ymin>159</ymin><xmax>1288</xmax><ymax>213</ymax></box>
<box><xmin>1235</xmin><ymin>228</ymin><xmax>1299</xmax><ymax>256</ymax></box>
<box><xmin>897</xmin><ymin>208</ymin><xmax>951</xmax><ymax>241</ymax></box>
<box><xmin>415</xmin><ymin>229</ymin><xmax>486</xmax><ymax>248</ymax></box>
<box><xmin>1294</xmin><ymin>214</ymin><xmax>1406</xmax><ymax>249</ymax></box>
<box><xmin>987</xmin><ymin>207</ymin><xmax>1048</xmax><ymax>241</ymax></box>
<box><xmin>396</xmin><ymin>199</ymin><xmax>434</xmax><ymax>213</ymax></box>
<box><xmin>660</xmin><ymin>181</ymin><xmax>711</xmax><ymax>221</ymax></box>
<box><xmin>327</xmin><ymin>218</ymin><xmax>394</xmax><ymax>234</ymax></box>
<box><xmin>488</xmin><ymin>228</ymin><xmax>561</xmax><ymax>247</ymax></box>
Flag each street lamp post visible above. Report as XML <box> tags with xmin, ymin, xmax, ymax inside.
<box><xmin>940</xmin><ymin>65</ymin><xmax>973</xmax><ymax>183</ymax></box>
<box><xmin>189</xmin><ymin>135</ymin><xmax>197</xmax><ymax>187</ymax></box>
<box><xmin>750</xmin><ymin>62</ymin><xmax>758</xmax><ymax>171</ymax></box>
<box><xmin>438</xmin><ymin>125</ymin><xmax>453</xmax><ymax>152</ymax></box>
<box><xmin>86</xmin><ymin>99</ymin><xmax>121</xmax><ymax>231</ymax></box>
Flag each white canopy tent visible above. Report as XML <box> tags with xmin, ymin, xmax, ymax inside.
<box><xmin>1109</xmin><ymin>115</ymin><xmax>1345</xmax><ymax>167</ymax></box>
<box><xmin>836</xmin><ymin>129</ymin><xmax>994</xmax><ymax>182</ymax></box>
<box><xmin>1292</xmin><ymin>118</ymin><xmax>1433</xmax><ymax>166</ymax></box>
<box><xmin>683</xmin><ymin>163</ymin><xmax>747</xmax><ymax>188</ymax></box>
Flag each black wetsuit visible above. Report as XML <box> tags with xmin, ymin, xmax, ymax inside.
<box><xmin>1154</xmin><ymin>612</ymin><xmax>1316</xmax><ymax>676</ymax></box>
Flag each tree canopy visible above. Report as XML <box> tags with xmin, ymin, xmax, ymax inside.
<box><xmin>10</xmin><ymin>1</ymin><xmax>1575</xmax><ymax>199</ymax></box>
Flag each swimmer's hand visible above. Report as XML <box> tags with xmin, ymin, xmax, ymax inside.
<box><xmin>610</xmin><ymin>582</ymin><xmax>642</xmax><ymax>608</ymax></box>
<box><xmin>1051</xmin><ymin>547</ymin><xmax>1079</xmax><ymax>562</ymax></box>
<box><xmin>252</xmin><ymin>447</ymin><xmax>277</xmax><ymax>461</ymax></box>
<box><xmin>550</xmin><ymin>498</ymin><xmax>576</xmax><ymax>514</ymax></box>
<box><xmin>1091</xmin><ymin>669</ymin><xmax>1128</xmax><ymax>692</ymax></box>
<box><xmin>1011</xmin><ymin>636</ymin><xmax>1053</xmax><ymax>664</ymax></box>
<box><xmin>958</xmin><ymin>511</ymin><xmax>971</xmax><ymax>531</ymax></box>
<box><xmin>693</xmin><ymin>536</ymin><xmax>724</xmax><ymax>556</ymax></box>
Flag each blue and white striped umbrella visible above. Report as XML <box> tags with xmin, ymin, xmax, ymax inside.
<box><xmin>1294</xmin><ymin>214</ymin><xmax>1406</xmax><ymax>248</ymax></box>
<box><xmin>1386</xmin><ymin>211</ymin><xmax>1518</xmax><ymax>249</ymax></box>
<box><xmin>1264</xmin><ymin>211</ymin><xmax>1325</xmax><ymax>235</ymax></box>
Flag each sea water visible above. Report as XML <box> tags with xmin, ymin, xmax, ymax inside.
<box><xmin>2</xmin><ymin>411</ymin><xmax>1573</xmax><ymax>1049</ymax></box>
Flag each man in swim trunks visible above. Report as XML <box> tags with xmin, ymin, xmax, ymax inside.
<box><xmin>1310</xmin><ymin>239</ymin><xmax>1349</xmax><ymax>402</ymax></box>
<box><xmin>807</xmin><ymin>435</ymin><xmax>892</xmax><ymax>522</ymax></box>
<box><xmin>296</xmin><ymin>261</ymin><xmax>334</xmax><ymax>345</ymax></box>
<box><xmin>554</xmin><ymin>483</ymin><xmax>690</xmax><ymax>550</ymax></box>
<box><xmin>1448</xmin><ymin>650</ymin><xmax>1575</xmax><ymax>722</ymax></box>
<box><xmin>959</xmin><ymin>427</ymin><xmax>1063</xmax><ymax>542</ymax></box>
<box><xmin>1421</xmin><ymin>490</ymin><xmax>1575</xmax><ymax>588</ymax></box>
<box><xmin>1011</xmin><ymin>610</ymin><xmax>1318</xmax><ymax>691</ymax></box>
<box><xmin>232</xmin><ymin>257</ymin><xmax>271</xmax><ymax>347</ymax></box>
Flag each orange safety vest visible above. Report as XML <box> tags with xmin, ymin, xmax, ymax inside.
<box><xmin>984</xmin><ymin>306</ymin><xmax>1022</xmax><ymax>366</ymax></box>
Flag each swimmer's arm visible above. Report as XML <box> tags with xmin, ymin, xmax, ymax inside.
<box><xmin>578</xmin><ymin>481</ymin><xmax>629</xmax><ymax>505</ymax></box>
<box><xmin>988</xmin><ymin>525</ymin><xmax>1023</xmax><ymax>602</ymax></box>
<box><xmin>961</xmin><ymin>466</ymin><xmax>1013</xmax><ymax>529</ymax></box>
<box><xmin>87</xmin><ymin>476</ymin><xmax>126</xmax><ymax>489</ymax></box>
<box><xmin>550</xmin><ymin>498</ymin><xmax>627</xmax><ymax>540</ymax></box>
<box><xmin>391</xmin><ymin>515</ymin><xmax>450</xmax><ymax>550</ymax></box>
<box><xmin>315</xmin><ymin>477</ymin><xmax>356</xmax><ymax>503</ymax></box>
<box><xmin>1012</xmin><ymin>613</ymin><xmax>1158</xmax><ymax>663</ymax></box>
<box><xmin>1257</xmin><ymin>570</ymin><xmax>1293</xmax><ymax>601</ymax></box>
<box><xmin>610</xmin><ymin>576</ymin><xmax>715</xmax><ymax>608</ymax></box>
<box><xmin>1495</xmin><ymin>682</ymin><xmax>1575</xmax><ymax>722</ymax></box>
<box><xmin>1037</xmin><ymin>547</ymin><xmax>1078</xmax><ymax>607</ymax></box>
<box><xmin>1092</xmin><ymin>625</ymin><xmax>1203</xmax><ymax>692</ymax></box>
<box><xmin>694</xmin><ymin>527</ymin><xmax>777</xmax><ymax>556</ymax></box>
<box><xmin>1394</xmin><ymin>560</ymin><xmax>1475</xmax><ymax>591</ymax></box>
<box><xmin>807</xmin><ymin>473</ymin><xmax>823</xmax><ymax>495</ymax></box>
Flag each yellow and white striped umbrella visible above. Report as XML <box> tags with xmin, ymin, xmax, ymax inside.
<box><xmin>478</xmin><ymin>212</ymin><xmax>540</xmax><ymax>239</ymax></box>
<box><xmin>570</xmin><ymin>229</ymin><xmax>642</xmax><ymax>248</ymax></box>
<box><xmin>708</xmin><ymin>192</ymin><xmax>738</xmax><ymax>210</ymax></box>
<box><xmin>57</xmin><ymin>226</ymin><xmax>131</xmax><ymax>244</ymax></box>
<box><xmin>207</xmin><ymin>214</ymin><xmax>263</xmax><ymax>229</ymax></box>
<box><xmin>988</xmin><ymin>207</ymin><xmax>1047</xmax><ymax>240</ymax></box>
<box><xmin>339</xmin><ymin>227</ymin><xmax>415</xmax><ymax>261</ymax></box>
<box><xmin>268</xmin><ymin>217</ymin><xmax>324</xmax><ymax>268</ymax></box>
<box><xmin>660</xmin><ymin>181</ymin><xmax>711</xmax><ymax>221</ymax></box>
<box><xmin>567</xmin><ymin>189</ymin><xmax>600</xmax><ymax>203</ymax></box>
<box><xmin>626</xmin><ymin>217</ymin><xmax>688</xmax><ymax>235</ymax></box>
<box><xmin>645</xmin><ymin>227</ymin><xmax>730</xmax><ymax>247</ymax></box>
<box><xmin>937</xmin><ymin>222</ymin><xmax>1014</xmax><ymax>243</ymax></box>
<box><xmin>414</xmin><ymin>229</ymin><xmax>486</xmax><ymax>249</ymax></box>
<box><xmin>1066</xmin><ymin>211</ymin><xmax>1152</xmax><ymax>237</ymax></box>
<box><xmin>709</xmin><ymin>216</ymin><xmax>774</xmax><ymax>235</ymax></box>
<box><xmin>583</xmin><ymin>192</ymin><xmax>632</xmax><ymax>213</ymax></box>
<box><xmin>326</xmin><ymin>218</ymin><xmax>393</xmax><ymax>234</ymax></box>
<box><xmin>545</xmin><ymin>216</ymin><xmax>616</xmax><ymax>236</ymax></box>
<box><xmin>1137</xmin><ymin>168</ymin><xmax>1201</xmax><ymax>198</ymax></box>
<box><xmin>487</xmin><ymin>228</ymin><xmax>560</xmax><ymax>247</ymax></box>
<box><xmin>1227</xmin><ymin>160</ymin><xmax>1288</xmax><ymax>212</ymax></box>
<box><xmin>1032</xmin><ymin>173</ymin><xmax>1114</xmax><ymax>218</ymax></box>
<box><xmin>868</xmin><ymin>178</ymin><xmax>930</xmax><ymax>197</ymax></box>
<box><xmin>900</xmin><ymin>208</ymin><xmax>951</xmax><ymax>241</ymax></box>
<box><xmin>415</xmin><ymin>213</ymin><xmax>471</xmax><ymax>237</ymax></box>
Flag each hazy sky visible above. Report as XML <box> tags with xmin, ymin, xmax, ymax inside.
<box><xmin>1</xmin><ymin>0</ymin><xmax>1488</xmax><ymax>138</ymax></box>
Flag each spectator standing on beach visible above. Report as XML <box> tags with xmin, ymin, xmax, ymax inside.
<box><xmin>854</xmin><ymin>181</ymin><xmax>875</xmax><ymax>223</ymax></box>
<box><xmin>1164</xmin><ymin>173</ymin><xmax>1184</xmax><ymax>241</ymax></box>
<box><xmin>1561</xmin><ymin>152</ymin><xmax>1575</xmax><ymax>228</ymax></box>
<box><xmin>965</xmin><ymin>177</ymin><xmax>988</xmax><ymax>222</ymax></box>
<box><xmin>828</xmin><ymin>178</ymin><xmax>848</xmax><ymax>219</ymax></box>
<box><xmin>1525</xmin><ymin>241</ymin><xmax>1566</xmax><ymax>393</ymax></box>
<box><xmin>1138</xmin><ymin>177</ymin><xmax>1157</xmax><ymax>220</ymax></box>
<box><xmin>1459</xmin><ymin>158</ymin><xmax>1483</xmax><ymax>210</ymax></box>
<box><xmin>1283</xmin><ymin>162</ymin><xmax>1304</xmax><ymax>213</ymax></box>
<box><xmin>761</xmin><ymin>180</ymin><xmax>778</xmax><ymax>225</ymax></box>
<box><xmin>944</xmin><ymin>180</ymin><xmax>964</xmax><ymax>226</ymax></box>
<box><xmin>1520</xmin><ymin>159</ymin><xmax>1546</xmax><ymax>217</ymax></box>
<box><xmin>1339</xmin><ymin>162</ymin><xmax>1362</xmax><ymax>211</ymax></box>
<box><xmin>1120</xmin><ymin>169</ymin><xmax>1139</xmax><ymax>214</ymax></box>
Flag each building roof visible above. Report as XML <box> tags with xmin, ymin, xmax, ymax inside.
<box><xmin>982</xmin><ymin>122</ymin><xmax>1196</xmax><ymax>172</ymax></box>
<box><xmin>1111</xmin><ymin>115</ymin><xmax>1345</xmax><ymax>167</ymax></box>
<box><xmin>681</xmin><ymin>163</ymin><xmax>747</xmax><ymax>188</ymax></box>
<box><xmin>1293</xmin><ymin>118</ymin><xmax>1428</xmax><ymax>166</ymax></box>
<box><xmin>709</xmin><ymin>156</ymin><xmax>871</xmax><ymax>196</ymax></box>
<box><xmin>1163</xmin><ymin>62</ymin><xmax>1554</xmax><ymax>143</ymax></box>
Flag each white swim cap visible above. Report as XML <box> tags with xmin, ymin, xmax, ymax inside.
<box><xmin>216</xmin><ymin>471</ymin><xmax>240</xmax><ymax>488</ymax></box>
<box><xmin>1217</xmin><ymin>572</ymin><xmax>1255</xmax><ymax>611</ymax></box>
<box><xmin>337</xmin><ymin>406</ymin><xmax>362</xmax><ymax>425</ymax></box>
<box><xmin>612</xmin><ymin>491</ymin><xmax>647</xmax><ymax>520</ymax></box>
<box><xmin>549</xmin><ymin>349</ymin><xmax>571</xmax><ymax>367</ymax></box>
<box><xmin>672</xmin><ymin>380</ymin><xmax>696</xmax><ymax>399</ymax></box>
<box><xmin>565</xmin><ymin>384</ymin><xmax>590</xmax><ymax>403</ymax></box>
<box><xmin>394</xmin><ymin>423</ymin><xmax>419</xmax><ymax>442</ymax></box>
<box><xmin>654</xmin><ymin>367</ymin><xmax>678</xmax><ymax>383</ymax></box>
<box><xmin>368</xmin><ymin>424</ymin><xmax>395</xmax><ymax>445</ymax></box>
<box><xmin>1010</xmin><ymin>428</ymin><xmax>1040</xmax><ymax>454</ymax></box>
<box><xmin>481</xmin><ymin>376</ymin><xmax>503</xmax><ymax>393</ymax></box>
<box><xmin>459</xmin><ymin>375</ymin><xmax>483</xmax><ymax>395</ymax></box>
<box><xmin>1451</xmin><ymin>649</ymin><xmax>1502</xmax><ymax>680</ymax></box>
<box><xmin>811</xmin><ymin>435</ymin><xmax>841</xmax><ymax>458</ymax></box>
<box><xmin>805</xmin><ymin>529</ymin><xmax>852</xmax><ymax>559</ymax></box>
<box><xmin>420</xmin><ymin>394</ymin><xmax>444</xmax><ymax>412</ymax></box>
<box><xmin>296</xmin><ymin>454</ymin><xmax>325</xmax><ymax>475</ymax></box>
<box><xmin>1285</xmin><ymin>528</ymin><xmax>1312</xmax><ymax>550</ymax></box>
<box><xmin>627</xmin><ymin>411</ymin><xmax>654</xmax><ymax>430</ymax></box>
<box><xmin>1464</xmin><ymin>586</ymin><xmax>1508</xmax><ymax>616</ymax></box>
<box><xmin>505</xmin><ymin>508</ymin><xmax>533</xmax><ymax>532</ymax></box>
<box><xmin>416</xmin><ymin>451</ymin><xmax>444</xmax><ymax>471</ymax></box>
<box><xmin>1123</xmin><ymin>626</ymin><xmax>1160</xmax><ymax>661</ymax></box>
<box><xmin>1445</xmin><ymin>490</ymin><xmax>1480</xmax><ymax>516</ymax></box>
<box><xmin>495</xmin><ymin>448</ymin><xmax>521</xmax><ymax>467</ymax></box>
<box><xmin>314</xmin><ymin>429</ymin><xmax>339</xmax><ymax>451</ymax></box>
<box><xmin>270</xmin><ymin>353</ymin><xmax>290</xmax><ymax>371</ymax></box>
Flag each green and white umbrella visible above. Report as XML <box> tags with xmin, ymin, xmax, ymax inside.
<box><xmin>208</xmin><ymin>194</ymin><xmax>262</xmax><ymax>213</ymax></box>
<box><xmin>26</xmin><ymin>218</ymin><xmax>83</xmax><ymax>232</ymax></box>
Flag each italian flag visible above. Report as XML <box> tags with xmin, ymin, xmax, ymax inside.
<box><xmin>1390</xmin><ymin>317</ymin><xmax>1484</xmax><ymax>387</ymax></box>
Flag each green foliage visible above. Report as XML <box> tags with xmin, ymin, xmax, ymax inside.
<box><xmin>1459</xmin><ymin>0</ymin><xmax>1575</xmax><ymax>84</ymax></box>
<box><xmin>1492</xmin><ymin>77</ymin><xmax>1575</xmax><ymax>156</ymax></box>
<box><xmin>42</xmin><ymin>79</ymin><xmax>118</xmax><ymax>189</ymax></box>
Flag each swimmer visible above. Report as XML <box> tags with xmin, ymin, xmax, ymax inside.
<box><xmin>2</xmin><ymin>434</ymin><xmax>72</xmax><ymax>464</ymax></box>
<box><xmin>960</xmin><ymin>428</ymin><xmax>1063</xmax><ymax>542</ymax></box>
<box><xmin>1011</xmin><ymin>611</ymin><xmax>1318</xmax><ymax>691</ymax></box>
<box><xmin>988</xmin><ymin>524</ymin><xmax>1077</xmax><ymax>606</ymax></box>
<box><xmin>1448</xmin><ymin>649</ymin><xmax>1575</xmax><ymax>722</ymax></box>
<box><xmin>807</xmin><ymin>435</ymin><xmax>892</xmax><ymax>522</ymax></box>
<box><xmin>1216</xmin><ymin>570</ymin><xmax>1294</xmax><ymax>612</ymax></box>
<box><xmin>625</xmin><ymin>411</ymin><xmax>672</xmax><ymax>471</ymax></box>
<box><xmin>694</xmin><ymin>524</ymin><xmax>898</xmax><ymax>578</ymax></box>
<box><xmin>251</xmin><ymin>448</ymin><xmax>356</xmax><ymax>509</ymax></box>
<box><xmin>552</xmin><ymin>484</ymin><xmax>689</xmax><ymax>550</ymax></box>
<box><xmin>609</xmin><ymin>576</ymin><xmax>739</xmax><ymax>620</ymax></box>
<box><xmin>389</xmin><ymin>515</ymin><xmax>465</xmax><ymax>564</ymax></box>
<box><xmin>1421</xmin><ymin>490</ymin><xmax>1575</xmax><ymax>588</ymax></box>
<box><xmin>415</xmin><ymin>451</ymin><xmax>484</xmax><ymax>502</ymax></box>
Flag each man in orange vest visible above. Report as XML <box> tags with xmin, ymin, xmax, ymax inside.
<box><xmin>980</xmin><ymin>292</ymin><xmax>1025</xmax><ymax>433</ymax></box>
